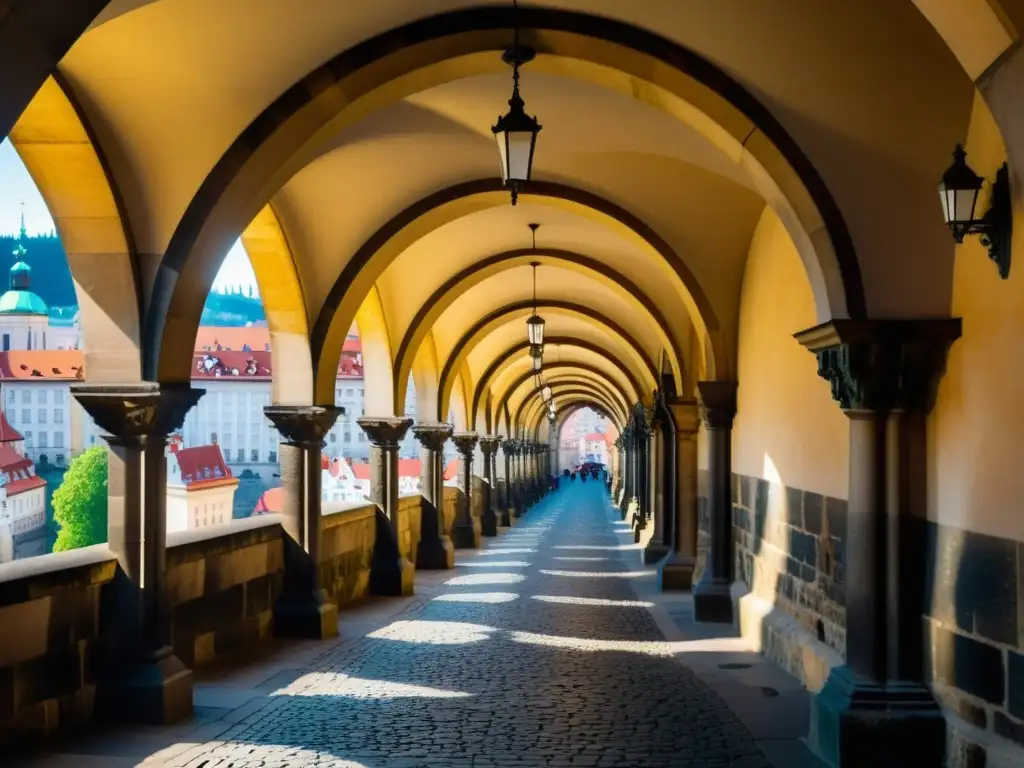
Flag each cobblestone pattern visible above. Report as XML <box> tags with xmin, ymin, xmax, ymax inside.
<box><xmin>172</xmin><ymin>483</ymin><xmax>769</xmax><ymax>768</ymax></box>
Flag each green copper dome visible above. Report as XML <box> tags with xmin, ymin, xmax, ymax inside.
<box><xmin>0</xmin><ymin>256</ymin><xmax>47</xmax><ymax>315</ymax></box>
<box><xmin>0</xmin><ymin>290</ymin><xmax>48</xmax><ymax>316</ymax></box>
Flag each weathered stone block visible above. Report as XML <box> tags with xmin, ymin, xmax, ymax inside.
<box><xmin>928</xmin><ymin>621</ymin><xmax>1005</xmax><ymax>705</ymax></box>
<box><xmin>0</xmin><ymin>598</ymin><xmax>50</xmax><ymax>668</ymax></box>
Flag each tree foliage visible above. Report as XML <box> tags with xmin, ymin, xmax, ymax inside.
<box><xmin>52</xmin><ymin>446</ymin><xmax>108</xmax><ymax>552</ymax></box>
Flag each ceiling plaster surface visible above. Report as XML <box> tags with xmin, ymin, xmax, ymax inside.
<box><xmin>60</xmin><ymin>0</ymin><xmax>975</xmax><ymax>328</ymax></box>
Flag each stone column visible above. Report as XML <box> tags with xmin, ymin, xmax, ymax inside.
<box><xmin>451</xmin><ymin>432</ymin><xmax>480</xmax><ymax>548</ymax></box>
<box><xmin>796</xmin><ymin>319</ymin><xmax>960</xmax><ymax>767</ymax></box>
<box><xmin>501</xmin><ymin>439</ymin><xmax>517</xmax><ymax>525</ymax></box>
<box><xmin>358</xmin><ymin>416</ymin><xmax>415</xmax><ymax>596</ymax></box>
<box><xmin>660</xmin><ymin>400</ymin><xmax>700</xmax><ymax>590</ymax></box>
<box><xmin>691</xmin><ymin>380</ymin><xmax>737</xmax><ymax>623</ymax></box>
<box><xmin>522</xmin><ymin>441</ymin><xmax>534</xmax><ymax>505</ymax></box>
<box><xmin>412</xmin><ymin>422</ymin><xmax>454</xmax><ymax>569</ymax></box>
<box><xmin>264</xmin><ymin>404</ymin><xmax>343</xmax><ymax>638</ymax></box>
<box><xmin>643</xmin><ymin>411</ymin><xmax>670</xmax><ymax>563</ymax></box>
<box><xmin>632</xmin><ymin>412</ymin><xmax>650</xmax><ymax>538</ymax></box>
<box><xmin>479</xmin><ymin>435</ymin><xmax>501</xmax><ymax>536</ymax></box>
<box><xmin>72</xmin><ymin>382</ymin><xmax>203</xmax><ymax>724</ymax></box>
<box><xmin>619</xmin><ymin>428</ymin><xmax>632</xmax><ymax>518</ymax></box>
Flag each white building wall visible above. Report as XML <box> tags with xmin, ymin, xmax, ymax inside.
<box><xmin>3</xmin><ymin>382</ymin><xmax>72</xmax><ymax>466</ymax></box>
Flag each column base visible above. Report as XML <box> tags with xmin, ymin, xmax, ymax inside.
<box><xmin>370</xmin><ymin>555</ymin><xmax>416</xmax><ymax>597</ymax></box>
<box><xmin>416</xmin><ymin>533</ymin><xmax>455</xmax><ymax>569</ymax></box>
<box><xmin>274</xmin><ymin>588</ymin><xmax>339</xmax><ymax>639</ymax></box>
<box><xmin>481</xmin><ymin>509</ymin><xmax>499</xmax><ymax>537</ymax></box>
<box><xmin>99</xmin><ymin>648</ymin><xmax>193</xmax><ymax>725</ymax></box>
<box><xmin>810</xmin><ymin>665</ymin><xmax>945</xmax><ymax>768</ymax></box>
<box><xmin>693</xmin><ymin>576</ymin><xmax>734</xmax><ymax>623</ymax></box>
<box><xmin>642</xmin><ymin>542</ymin><xmax>671</xmax><ymax>565</ymax></box>
<box><xmin>659</xmin><ymin>555</ymin><xmax>696</xmax><ymax>591</ymax></box>
<box><xmin>500</xmin><ymin>508</ymin><xmax>513</xmax><ymax>527</ymax></box>
<box><xmin>452</xmin><ymin>520</ymin><xmax>481</xmax><ymax>549</ymax></box>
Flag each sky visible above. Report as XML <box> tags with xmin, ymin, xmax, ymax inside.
<box><xmin>0</xmin><ymin>139</ymin><xmax>259</xmax><ymax>295</ymax></box>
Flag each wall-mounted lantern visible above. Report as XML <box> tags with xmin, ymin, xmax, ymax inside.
<box><xmin>939</xmin><ymin>144</ymin><xmax>1012</xmax><ymax>278</ymax></box>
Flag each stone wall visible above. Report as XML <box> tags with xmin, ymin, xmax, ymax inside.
<box><xmin>922</xmin><ymin>520</ymin><xmax>1024</xmax><ymax>762</ymax></box>
<box><xmin>166</xmin><ymin>516</ymin><xmax>285</xmax><ymax>668</ymax></box>
<box><xmin>0</xmin><ymin>545</ymin><xmax>118</xmax><ymax>745</ymax></box>
<box><xmin>319</xmin><ymin>503</ymin><xmax>377</xmax><ymax>606</ymax></box>
<box><xmin>397</xmin><ymin>495</ymin><xmax>423</xmax><ymax>565</ymax></box>
<box><xmin>442</xmin><ymin>486</ymin><xmax>462</xmax><ymax>536</ymax></box>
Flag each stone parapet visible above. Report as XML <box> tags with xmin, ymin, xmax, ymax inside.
<box><xmin>397</xmin><ymin>495</ymin><xmax>423</xmax><ymax>566</ymax></box>
<box><xmin>319</xmin><ymin>503</ymin><xmax>377</xmax><ymax>606</ymax></box>
<box><xmin>0</xmin><ymin>545</ymin><xmax>118</xmax><ymax>746</ymax></box>
<box><xmin>165</xmin><ymin>516</ymin><xmax>285</xmax><ymax>668</ymax></box>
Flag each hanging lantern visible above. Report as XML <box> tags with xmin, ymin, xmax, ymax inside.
<box><xmin>492</xmin><ymin>34</ymin><xmax>541</xmax><ymax>206</ymax></box>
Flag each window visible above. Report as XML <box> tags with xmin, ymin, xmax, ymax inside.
<box><xmin>39</xmin><ymin>431</ymin><xmax>47</xmax><ymax>447</ymax></box>
<box><xmin>345</xmin><ymin>389</ymin><xmax>353</xmax><ymax>396</ymax></box>
<box><xmin>268</xmin><ymin>450</ymin><xmax>277</xmax><ymax>463</ymax></box>
<box><xmin>54</xmin><ymin>389</ymin><xmax>63</xmax><ymax>404</ymax></box>
<box><xmin>236</xmin><ymin>449</ymin><xmax>244</xmax><ymax>462</ymax></box>
<box><xmin>54</xmin><ymin>408</ymin><xmax>63</xmax><ymax>422</ymax></box>
<box><xmin>37</xmin><ymin>390</ymin><xmax>46</xmax><ymax>404</ymax></box>
<box><xmin>223</xmin><ymin>433</ymin><xmax>232</xmax><ymax>447</ymax></box>
<box><xmin>2</xmin><ymin>334</ymin><xmax>8</xmax><ymax>352</ymax></box>
<box><xmin>37</xmin><ymin>409</ymin><xmax>46</xmax><ymax>424</ymax></box>
<box><xmin>329</xmin><ymin>433</ymin><xmax>336</xmax><ymax>443</ymax></box>
<box><xmin>5</xmin><ymin>390</ymin><xmax>13</xmax><ymax>405</ymax></box>
<box><xmin>358</xmin><ymin>432</ymin><xmax>365</xmax><ymax>443</ymax></box>
<box><xmin>21</xmin><ymin>409</ymin><xmax>30</xmax><ymax>423</ymax></box>
<box><xmin>54</xmin><ymin>432</ymin><xmax>63</xmax><ymax>448</ymax></box>
<box><xmin>25</xmin><ymin>431</ymin><xmax>32</xmax><ymax>445</ymax></box>
<box><xmin>210</xmin><ymin>432</ymin><xmax>218</xmax><ymax>444</ymax></box>
<box><xmin>21</xmin><ymin>390</ymin><xmax>29</xmax><ymax>404</ymax></box>
<box><xmin>251</xmin><ymin>449</ymin><xmax>259</xmax><ymax>462</ymax></box>
<box><xmin>344</xmin><ymin>432</ymin><xmax>351</xmax><ymax>443</ymax></box>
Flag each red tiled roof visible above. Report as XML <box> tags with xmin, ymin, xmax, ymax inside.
<box><xmin>0</xmin><ymin>350</ymin><xmax>84</xmax><ymax>381</ymax></box>
<box><xmin>443</xmin><ymin>459</ymin><xmax>459</xmax><ymax>481</ymax></box>
<box><xmin>584</xmin><ymin>432</ymin><xmax>608</xmax><ymax>442</ymax></box>
<box><xmin>6</xmin><ymin>475</ymin><xmax>46</xmax><ymax>494</ymax></box>
<box><xmin>195</xmin><ymin>327</ymin><xmax>362</xmax><ymax>355</ymax></box>
<box><xmin>253</xmin><ymin>487</ymin><xmax>283</xmax><ymax>515</ymax></box>
<box><xmin>172</xmin><ymin>444</ymin><xmax>235</xmax><ymax>488</ymax></box>
<box><xmin>0</xmin><ymin>410</ymin><xmax>23</xmax><ymax>442</ymax></box>
<box><xmin>0</xmin><ymin>444</ymin><xmax>31</xmax><ymax>473</ymax></box>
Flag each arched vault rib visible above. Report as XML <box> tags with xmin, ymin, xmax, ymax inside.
<box><xmin>488</xmin><ymin>373</ymin><xmax>630</xmax><ymax>435</ymax></box>
<box><xmin>147</xmin><ymin>6</ymin><xmax>864</xmax><ymax>392</ymax></box>
<box><xmin>394</xmin><ymin>247</ymin><xmax>687</xmax><ymax>413</ymax></box>
<box><xmin>9</xmin><ymin>75</ymin><xmax>142</xmax><ymax>383</ymax></box>
<box><xmin>549</xmin><ymin>400</ymin><xmax>622</xmax><ymax>439</ymax></box>
<box><xmin>475</xmin><ymin>341</ymin><xmax>646</xmax><ymax>428</ymax></box>
<box><xmin>518</xmin><ymin>385</ymin><xmax>625</xmax><ymax>433</ymax></box>
<box><xmin>315</xmin><ymin>179</ymin><xmax>703</xmax><ymax>407</ymax></box>
<box><xmin>496</xmin><ymin>362</ymin><xmax>639</xmax><ymax>438</ymax></box>
<box><xmin>480</xmin><ymin>356</ymin><xmax>633</xmax><ymax>435</ymax></box>
<box><xmin>441</xmin><ymin>304</ymin><xmax>660</xmax><ymax>422</ymax></box>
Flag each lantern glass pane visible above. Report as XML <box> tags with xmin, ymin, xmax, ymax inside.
<box><xmin>495</xmin><ymin>132</ymin><xmax>510</xmax><ymax>183</ymax></box>
<box><xmin>533</xmin><ymin>356</ymin><xmax>543</xmax><ymax>372</ymax></box>
<box><xmin>955</xmin><ymin>187</ymin><xmax>980</xmax><ymax>224</ymax></box>
<box><xmin>507</xmin><ymin>130</ymin><xmax>535</xmax><ymax>182</ymax></box>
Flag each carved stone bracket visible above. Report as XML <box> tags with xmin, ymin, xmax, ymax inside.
<box><xmin>667</xmin><ymin>398</ymin><xmax>700</xmax><ymax>437</ymax></box>
<box><xmin>794</xmin><ymin>320</ymin><xmax>962</xmax><ymax>413</ymax></box>
<box><xmin>71</xmin><ymin>382</ymin><xmax>205</xmax><ymax>441</ymax></box>
<box><xmin>357</xmin><ymin>416</ymin><xmax>413</xmax><ymax>449</ymax></box>
<box><xmin>265</xmin><ymin>405</ymin><xmax>343</xmax><ymax>447</ymax></box>
<box><xmin>412</xmin><ymin>422</ymin><xmax>453</xmax><ymax>451</ymax></box>
<box><xmin>479</xmin><ymin>435</ymin><xmax>502</xmax><ymax>456</ymax></box>
<box><xmin>696</xmin><ymin>381</ymin><xmax>738</xmax><ymax>430</ymax></box>
<box><xmin>452</xmin><ymin>432</ymin><xmax>479</xmax><ymax>458</ymax></box>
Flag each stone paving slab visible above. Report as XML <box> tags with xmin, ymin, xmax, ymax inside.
<box><xmin>14</xmin><ymin>483</ymin><xmax>820</xmax><ymax>767</ymax></box>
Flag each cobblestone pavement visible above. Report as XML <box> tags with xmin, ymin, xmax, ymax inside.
<box><xmin>170</xmin><ymin>482</ymin><xmax>771</xmax><ymax>768</ymax></box>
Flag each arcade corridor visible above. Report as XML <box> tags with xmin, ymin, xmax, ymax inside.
<box><xmin>18</xmin><ymin>483</ymin><xmax>817</xmax><ymax>768</ymax></box>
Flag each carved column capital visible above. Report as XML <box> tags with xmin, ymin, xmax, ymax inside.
<box><xmin>265</xmin><ymin>405</ymin><xmax>343</xmax><ymax>447</ymax></box>
<box><xmin>479</xmin><ymin>435</ymin><xmax>502</xmax><ymax>457</ymax></box>
<box><xmin>696</xmin><ymin>381</ymin><xmax>738</xmax><ymax>430</ymax></box>
<box><xmin>452</xmin><ymin>432</ymin><xmax>479</xmax><ymax>458</ymax></box>
<box><xmin>412</xmin><ymin>422</ymin><xmax>453</xmax><ymax>451</ymax></box>
<box><xmin>668</xmin><ymin>398</ymin><xmax>700</xmax><ymax>437</ymax></box>
<box><xmin>501</xmin><ymin>438</ymin><xmax>518</xmax><ymax>455</ymax></box>
<box><xmin>794</xmin><ymin>319</ymin><xmax>962</xmax><ymax>413</ymax></box>
<box><xmin>357</xmin><ymin>416</ymin><xmax>413</xmax><ymax>449</ymax></box>
<box><xmin>72</xmin><ymin>382</ymin><xmax>204</xmax><ymax>441</ymax></box>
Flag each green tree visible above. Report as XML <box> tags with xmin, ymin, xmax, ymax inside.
<box><xmin>52</xmin><ymin>446</ymin><xmax>108</xmax><ymax>552</ymax></box>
